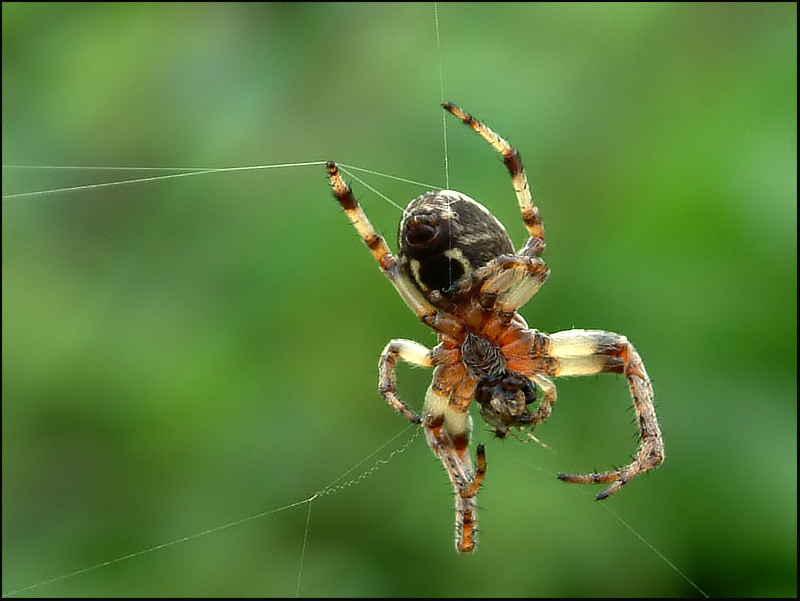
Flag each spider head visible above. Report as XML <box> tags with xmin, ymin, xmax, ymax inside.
<box><xmin>398</xmin><ymin>191</ymin><xmax>513</xmax><ymax>301</ymax></box>
<box><xmin>475</xmin><ymin>372</ymin><xmax>538</xmax><ymax>439</ymax></box>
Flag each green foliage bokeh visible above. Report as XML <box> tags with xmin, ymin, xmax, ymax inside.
<box><xmin>2</xmin><ymin>2</ymin><xmax>796</xmax><ymax>597</ymax></box>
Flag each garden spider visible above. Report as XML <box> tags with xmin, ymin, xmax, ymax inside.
<box><xmin>326</xmin><ymin>103</ymin><xmax>664</xmax><ymax>553</ymax></box>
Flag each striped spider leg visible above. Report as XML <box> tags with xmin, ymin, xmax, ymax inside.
<box><xmin>326</xmin><ymin>103</ymin><xmax>664</xmax><ymax>552</ymax></box>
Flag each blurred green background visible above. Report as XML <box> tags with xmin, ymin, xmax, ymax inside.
<box><xmin>2</xmin><ymin>2</ymin><xmax>796</xmax><ymax>597</ymax></box>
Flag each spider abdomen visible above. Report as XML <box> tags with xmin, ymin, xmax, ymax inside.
<box><xmin>398</xmin><ymin>191</ymin><xmax>513</xmax><ymax>301</ymax></box>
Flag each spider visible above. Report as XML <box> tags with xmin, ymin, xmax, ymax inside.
<box><xmin>325</xmin><ymin>103</ymin><xmax>664</xmax><ymax>553</ymax></box>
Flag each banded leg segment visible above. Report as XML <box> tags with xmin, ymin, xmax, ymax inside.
<box><xmin>423</xmin><ymin>385</ymin><xmax>486</xmax><ymax>553</ymax></box>
<box><xmin>476</xmin><ymin>255</ymin><xmax>550</xmax><ymax>314</ymax></box>
<box><xmin>547</xmin><ymin>329</ymin><xmax>664</xmax><ymax>499</ymax></box>
<box><xmin>379</xmin><ymin>341</ymin><xmax>485</xmax><ymax>551</ymax></box>
<box><xmin>327</xmin><ymin>162</ymin><xmax>437</xmax><ymax>323</ymax></box>
<box><xmin>442</xmin><ymin>103</ymin><xmax>545</xmax><ymax>258</ymax></box>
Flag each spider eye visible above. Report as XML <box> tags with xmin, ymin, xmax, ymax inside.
<box><xmin>404</xmin><ymin>215</ymin><xmax>442</xmax><ymax>249</ymax></box>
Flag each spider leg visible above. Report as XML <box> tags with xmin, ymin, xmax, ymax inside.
<box><xmin>327</xmin><ymin>162</ymin><xmax>438</xmax><ymax>324</ymax></box>
<box><xmin>547</xmin><ymin>329</ymin><xmax>664</xmax><ymax>499</ymax></box>
<box><xmin>529</xmin><ymin>374</ymin><xmax>557</xmax><ymax>425</ymax></box>
<box><xmin>378</xmin><ymin>339</ymin><xmax>435</xmax><ymax>424</ymax></box>
<box><xmin>457</xmin><ymin>255</ymin><xmax>550</xmax><ymax>314</ymax></box>
<box><xmin>379</xmin><ymin>341</ymin><xmax>484</xmax><ymax>551</ymax></box>
<box><xmin>423</xmin><ymin>386</ymin><xmax>485</xmax><ymax>552</ymax></box>
<box><xmin>442</xmin><ymin>102</ymin><xmax>545</xmax><ymax>258</ymax></box>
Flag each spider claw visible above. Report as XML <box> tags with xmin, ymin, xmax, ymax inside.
<box><xmin>595</xmin><ymin>489</ymin><xmax>612</xmax><ymax>501</ymax></box>
<box><xmin>525</xmin><ymin>430</ymin><xmax>554</xmax><ymax>453</ymax></box>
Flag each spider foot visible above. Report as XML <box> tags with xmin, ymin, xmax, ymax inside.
<box><xmin>556</xmin><ymin>435</ymin><xmax>664</xmax><ymax>499</ymax></box>
<box><xmin>523</xmin><ymin>429</ymin><xmax>554</xmax><ymax>452</ymax></box>
<box><xmin>458</xmin><ymin>444</ymin><xmax>487</xmax><ymax>499</ymax></box>
<box><xmin>455</xmin><ymin>495</ymin><xmax>478</xmax><ymax>553</ymax></box>
<box><xmin>556</xmin><ymin>468</ymin><xmax>634</xmax><ymax>500</ymax></box>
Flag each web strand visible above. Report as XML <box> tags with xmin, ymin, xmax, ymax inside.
<box><xmin>434</xmin><ymin>1</ymin><xmax>450</xmax><ymax>190</ymax></box>
<box><xmin>1</xmin><ymin>496</ymin><xmax>315</xmax><ymax>598</ymax></box>
<box><xmin>434</xmin><ymin>2</ymin><xmax>456</xmax><ymax>291</ymax></box>
<box><xmin>1</xmin><ymin>427</ymin><xmax>420</xmax><ymax>598</ymax></box>
<box><xmin>511</xmin><ymin>457</ymin><xmax>709</xmax><ymax>598</ymax></box>
<box><xmin>1</xmin><ymin>162</ymin><xmax>328</xmax><ymax>199</ymax></box>
<box><xmin>295</xmin><ymin>501</ymin><xmax>313</xmax><ymax>598</ymax></box>
<box><xmin>1</xmin><ymin>162</ymin><xmax>436</xmax><ymax>203</ymax></box>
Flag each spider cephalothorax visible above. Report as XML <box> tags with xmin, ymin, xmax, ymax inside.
<box><xmin>326</xmin><ymin>103</ymin><xmax>664</xmax><ymax>553</ymax></box>
<box><xmin>474</xmin><ymin>367</ymin><xmax>538</xmax><ymax>439</ymax></box>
